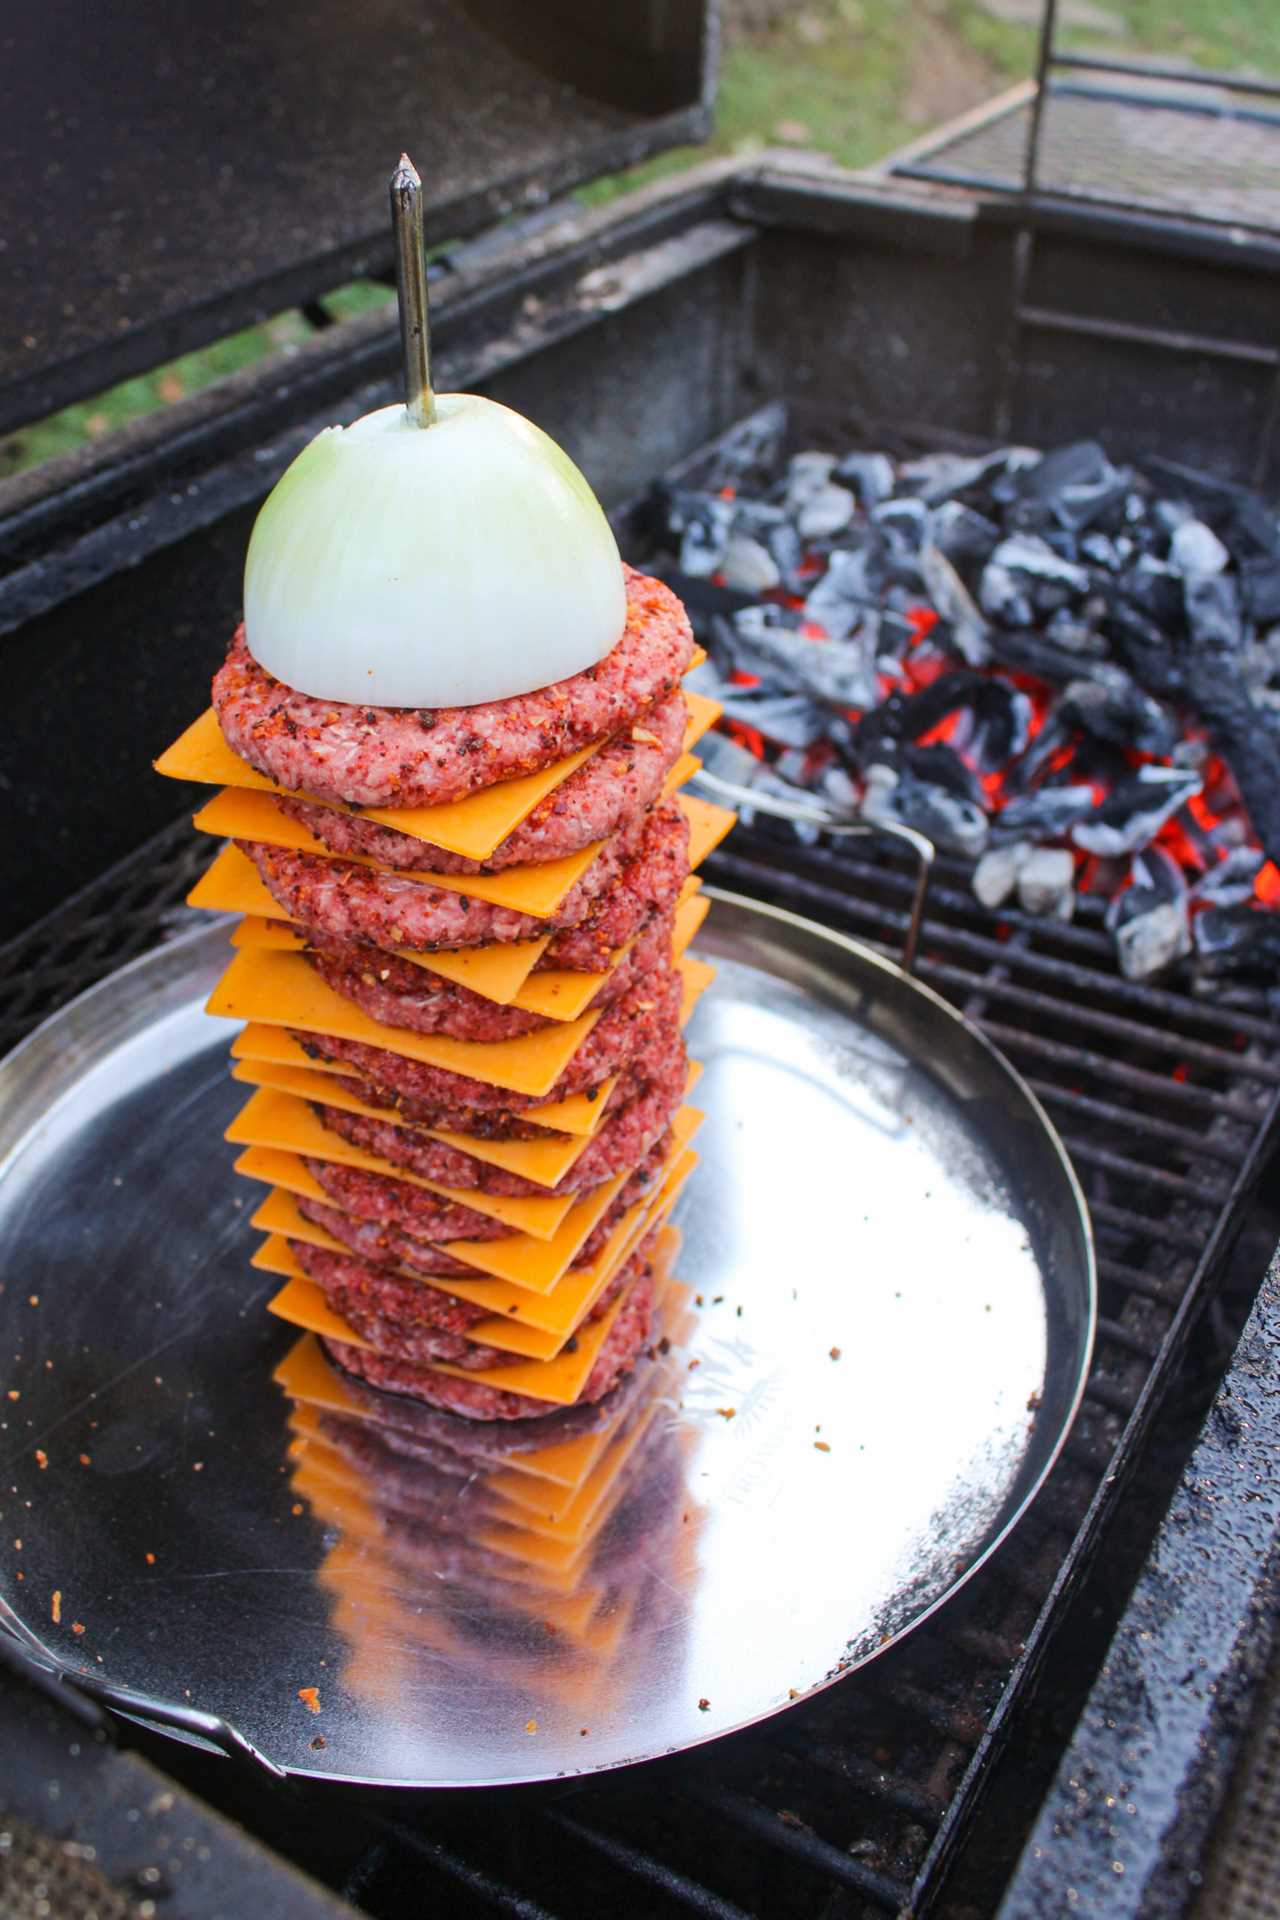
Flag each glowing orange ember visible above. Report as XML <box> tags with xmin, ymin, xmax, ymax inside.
<box><xmin>1255</xmin><ymin>861</ymin><xmax>1280</xmax><ymax>906</ymax></box>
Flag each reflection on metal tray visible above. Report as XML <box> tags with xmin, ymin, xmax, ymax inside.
<box><xmin>0</xmin><ymin>893</ymin><xmax>1094</xmax><ymax>1787</ymax></box>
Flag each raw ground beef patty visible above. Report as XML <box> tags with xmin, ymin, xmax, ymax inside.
<box><xmin>213</xmin><ymin>566</ymin><xmax>694</xmax><ymax>808</ymax></box>
<box><xmin>294</xmin><ymin>961</ymin><xmax>683</xmax><ymax>1116</ymax></box>
<box><xmin>296</xmin><ymin>1137</ymin><xmax>670</xmax><ymax>1278</ymax></box>
<box><xmin>322</xmin><ymin>1256</ymin><xmax>657</xmax><ymax>1419</ymax></box>
<box><xmin>292</xmin><ymin>799</ymin><xmax>688</xmax><ymax>1028</ymax></box>
<box><xmin>301</xmin><ymin>900</ymin><xmax>676</xmax><ymax>1043</ymax></box>
<box><xmin>316</xmin><ymin>1358</ymin><xmax>651</xmax><ymax>1462</ymax></box>
<box><xmin>312</xmin><ymin>1025</ymin><xmax>687</xmax><ymax>1195</ymax></box>
<box><xmin>278</xmin><ymin>689</ymin><xmax>687</xmax><ymax>872</ymax></box>
<box><xmin>237</xmin><ymin>802</ymin><xmax>653</xmax><ymax>954</ymax></box>
<box><xmin>292</xmin><ymin>1235</ymin><xmax>634</xmax><ymax>1369</ymax></box>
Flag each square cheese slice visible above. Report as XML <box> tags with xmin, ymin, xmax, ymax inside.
<box><xmin>192</xmin><ymin>788</ymin><xmax>602</xmax><ymax>918</ymax></box>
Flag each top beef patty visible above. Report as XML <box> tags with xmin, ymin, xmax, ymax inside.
<box><xmin>212</xmin><ymin>566</ymin><xmax>694</xmax><ymax>809</ymax></box>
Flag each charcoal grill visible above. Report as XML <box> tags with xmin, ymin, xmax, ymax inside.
<box><xmin>2</xmin><ymin>2</ymin><xmax>1279</xmax><ymax>1912</ymax></box>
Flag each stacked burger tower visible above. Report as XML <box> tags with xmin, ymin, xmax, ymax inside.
<box><xmin>155</xmin><ymin>158</ymin><xmax>732</xmax><ymax>1429</ymax></box>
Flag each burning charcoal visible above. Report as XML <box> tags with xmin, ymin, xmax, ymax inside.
<box><xmin>718</xmin><ymin>688</ymin><xmax>832</xmax><ymax>751</ymax></box>
<box><xmin>1170</xmin><ymin>518</ymin><xmax>1229</xmax><ymax>576</ymax></box>
<box><xmin>919</xmin><ymin>543</ymin><xmax>991</xmax><ymax>665</ymax></box>
<box><xmin>814</xmin><ymin>763</ymin><xmax>860</xmax><ymax>814</ymax></box>
<box><xmin>1057</xmin><ymin>666</ymin><xmax>1179</xmax><ymax>757</ymax></box>
<box><xmin>1115</xmin><ymin>899</ymin><xmax>1191</xmax><ymax>978</ymax></box>
<box><xmin>1190</xmin><ymin>846</ymin><xmax>1264</xmax><ymax>911</ymax></box>
<box><xmin>1017</xmin><ymin>847</ymin><xmax>1075</xmax><ymax>919</ymax></box>
<box><xmin>902</xmin><ymin>742</ymin><xmax>984</xmax><ymax>808</ymax></box>
<box><xmin>1043</xmin><ymin>606</ymin><xmax>1108</xmax><ymax>657</ymax></box>
<box><xmin>1241</xmin><ymin>557</ymin><xmax>1280</xmax><ymax>624</ymax></box>
<box><xmin>656</xmin><ymin>488</ymin><xmax>735</xmax><ymax>579</ymax></box>
<box><xmin>1184</xmin><ymin>571</ymin><xmax>1244</xmax><ymax>652</ymax></box>
<box><xmin>785</xmin><ymin>451</ymin><xmax>837</xmax><ymax>512</ymax></box>
<box><xmin>930</xmin><ymin>498</ymin><xmax>1001</xmax><ymax>565</ymax></box>
<box><xmin>1240</xmin><ymin>627</ymin><xmax>1280</xmax><ymax>710</ymax></box>
<box><xmin>1012</xmin><ymin>440</ymin><xmax>1131</xmax><ymax>534</ymax></box>
<box><xmin>1071</xmin><ymin>765</ymin><xmax>1202</xmax><ymax>858</ymax></box>
<box><xmin>973</xmin><ymin>840</ymin><xmax>1032</xmax><ymax>909</ymax></box>
<box><xmin>728</xmin><ymin>607</ymin><xmax>882</xmax><ymax>712</ymax></box>
<box><xmin>833</xmin><ymin>451</ymin><xmax>894</xmax><ymax>508</ymax></box>
<box><xmin>900</xmin><ymin>448</ymin><xmax>1020</xmax><ymax>505</ymax></box>
<box><xmin>720</xmin><ymin>534</ymin><xmax>781</xmax><ymax>594</ymax></box>
<box><xmin>992</xmin><ymin>785</ymin><xmax>1097</xmax><ymax>843</ymax></box>
<box><xmin>873</xmin><ymin>496</ymin><xmax>929</xmax><ymax>563</ymax></box>
<box><xmin>980</xmin><ymin>535</ymin><xmax>1090</xmax><ymax>626</ymax></box>
<box><xmin>1193</xmin><ymin>905</ymin><xmax>1280</xmax><ymax>976</ymax></box>
<box><xmin>797</xmin><ymin>484</ymin><xmax>856</xmax><ymax>542</ymax></box>
<box><xmin>803</xmin><ymin>547</ymin><xmax>879</xmax><ymax>641</ymax></box>
<box><xmin>1123</xmin><ymin>554</ymin><xmax>1184</xmax><ymax>628</ymax></box>
<box><xmin>863</xmin><ymin>765</ymin><xmax>989</xmax><ymax>858</ymax></box>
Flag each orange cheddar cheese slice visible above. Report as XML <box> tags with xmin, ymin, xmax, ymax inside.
<box><xmin>262</xmin><ymin>1145</ymin><xmax>695</xmax><ymax>1394</ymax></box>
<box><xmin>682</xmin><ymin>687</ymin><xmax>720</xmax><ymax>748</ymax></box>
<box><xmin>227</xmin><ymin>1088</ymin><xmax>576</xmax><ymax>1237</ymax></box>
<box><xmin>252</xmin><ymin>1121</ymin><xmax>697</xmax><ymax>1338</ymax></box>
<box><xmin>679</xmin><ymin>790</ymin><xmax>736</xmax><ymax>869</ymax></box>
<box><xmin>216</xmin><ymin>866</ymin><xmax>704</xmax><ymax>1022</ymax></box>
<box><xmin>268</xmin><ymin>1265</ymin><xmax>627</xmax><ymax>1408</ymax></box>
<box><xmin>227</xmin><ymin>1025</ymin><xmax>619</xmax><ymax>1139</ymax></box>
<box><xmin>158</xmin><ymin>675</ymin><xmax>712</xmax><ymax>864</ymax></box>
<box><xmin>206</xmin><ymin>947</ymin><xmax>602</xmax><ymax>1095</ymax></box>
<box><xmin>236</xmin><ymin>1143</ymin><xmax>579</xmax><ymax>1247</ymax></box>
<box><xmin>273</xmin><ymin>1331</ymin><xmax>627</xmax><ymax>1489</ymax></box>
<box><xmin>157</xmin><ymin>706</ymin><xmax>602</xmax><ymax>861</ymax></box>
<box><xmin>191</xmin><ymin>845</ymin><xmax>552</xmax><ymax>1001</ymax></box>
<box><xmin>192</xmin><ymin>786</ymin><xmax>604</xmax><ymax>918</ymax></box>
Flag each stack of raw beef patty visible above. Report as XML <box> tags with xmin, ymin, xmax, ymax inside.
<box><xmin>157</xmin><ymin>565</ymin><xmax>731</xmax><ymax>1422</ymax></box>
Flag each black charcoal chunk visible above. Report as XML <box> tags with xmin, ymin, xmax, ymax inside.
<box><xmin>1057</xmin><ymin>666</ymin><xmax>1179</xmax><ymax>757</ymax></box>
<box><xmin>864</xmin><ymin>767</ymin><xmax>989</xmax><ymax>857</ymax></box>
<box><xmin>833</xmin><ymin>451</ymin><xmax>895</xmax><ymax>507</ymax></box>
<box><xmin>1190</xmin><ymin>846</ymin><xmax>1264</xmax><ymax>910</ymax></box>
<box><xmin>1071</xmin><ymin>765</ymin><xmax>1202</xmax><ymax>857</ymax></box>
<box><xmin>993</xmin><ymin>785</ymin><xmax>1098</xmax><ymax>842</ymax></box>
<box><xmin>919</xmin><ymin>544</ymin><xmax>991</xmax><ymax>665</ymax></box>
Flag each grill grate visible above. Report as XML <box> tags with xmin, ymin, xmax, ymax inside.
<box><xmin>1</xmin><ymin>810</ymin><xmax>1276</xmax><ymax>1918</ymax></box>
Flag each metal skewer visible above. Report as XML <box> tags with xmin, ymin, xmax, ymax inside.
<box><xmin>389</xmin><ymin>153</ymin><xmax>436</xmax><ymax>427</ymax></box>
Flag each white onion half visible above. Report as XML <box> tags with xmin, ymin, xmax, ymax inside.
<box><xmin>243</xmin><ymin>395</ymin><xmax>627</xmax><ymax>707</ymax></box>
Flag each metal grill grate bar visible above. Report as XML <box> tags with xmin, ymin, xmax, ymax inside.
<box><xmin>688</xmin><ymin>1784</ymin><xmax>910</xmax><ymax>1912</ymax></box>
<box><xmin>546</xmin><ymin>1812</ymin><xmax>754</xmax><ymax>1920</ymax></box>
<box><xmin>377</xmin><ymin>1824</ymin><xmax>560</xmax><ymax>1920</ymax></box>
<box><xmin>1029</xmin><ymin>1083</ymin><xmax>1248</xmax><ymax>1165</ymax></box>
<box><xmin>1059</xmin><ymin>1136</ymin><xmax>1230</xmax><ymax>1202</ymax></box>
<box><xmin>981</xmin><ymin>1025</ymin><xmax>1265</xmax><ymax>1124</ymax></box>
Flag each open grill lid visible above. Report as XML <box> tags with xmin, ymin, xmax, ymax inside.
<box><xmin>0</xmin><ymin>0</ymin><xmax>714</xmax><ymax>437</ymax></box>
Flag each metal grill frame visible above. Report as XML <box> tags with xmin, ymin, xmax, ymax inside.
<box><xmin>2</xmin><ymin>805</ymin><xmax>1275</xmax><ymax>1918</ymax></box>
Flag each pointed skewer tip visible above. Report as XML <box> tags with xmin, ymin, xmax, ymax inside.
<box><xmin>391</xmin><ymin>153</ymin><xmax>421</xmax><ymax>194</ymax></box>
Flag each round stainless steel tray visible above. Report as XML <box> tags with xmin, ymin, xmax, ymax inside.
<box><xmin>0</xmin><ymin>891</ymin><xmax>1094</xmax><ymax>1786</ymax></box>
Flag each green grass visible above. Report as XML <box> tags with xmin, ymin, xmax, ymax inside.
<box><xmin>3</xmin><ymin>0</ymin><xmax>1275</xmax><ymax>478</ymax></box>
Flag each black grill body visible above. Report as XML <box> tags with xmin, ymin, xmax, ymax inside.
<box><xmin>1</xmin><ymin>138</ymin><xmax>1278</xmax><ymax>1919</ymax></box>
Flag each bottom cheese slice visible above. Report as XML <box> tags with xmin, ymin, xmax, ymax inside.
<box><xmin>273</xmin><ymin>1332</ymin><xmax>629</xmax><ymax>1490</ymax></box>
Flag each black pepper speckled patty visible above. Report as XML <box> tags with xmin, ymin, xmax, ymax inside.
<box><xmin>277</xmin><ymin>689</ymin><xmax>687</xmax><ymax>871</ymax></box>
<box><xmin>213</xmin><ymin>566</ymin><xmax>693</xmax><ymax>808</ymax></box>
<box><xmin>293</xmin><ymin>962</ymin><xmax>682</xmax><ymax>1116</ymax></box>
<box><xmin>312</xmin><ymin>1024</ymin><xmax>687</xmax><ymax>1195</ymax></box>
<box><xmin>322</xmin><ymin>1253</ymin><xmax>656</xmax><ymax>1419</ymax></box>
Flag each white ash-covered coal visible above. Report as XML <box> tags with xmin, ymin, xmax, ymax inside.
<box><xmin>646</xmin><ymin>425</ymin><xmax>1280</xmax><ymax>983</ymax></box>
